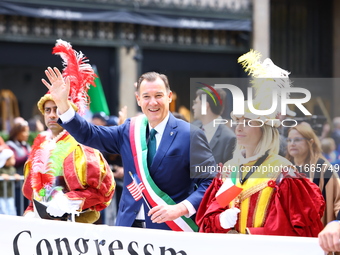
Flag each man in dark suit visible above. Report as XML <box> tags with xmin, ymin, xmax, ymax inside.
<box><xmin>192</xmin><ymin>88</ymin><xmax>236</xmax><ymax>165</ymax></box>
<box><xmin>42</xmin><ymin>68</ymin><xmax>215</xmax><ymax>231</ymax></box>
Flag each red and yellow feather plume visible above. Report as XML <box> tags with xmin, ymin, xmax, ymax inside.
<box><xmin>52</xmin><ymin>39</ymin><xmax>97</xmax><ymax>116</ymax></box>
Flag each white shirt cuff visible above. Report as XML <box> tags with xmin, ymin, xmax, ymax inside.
<box><xmin>181</xmin><ymin>200</ymin><xmax>196</xmax><ymax>218</ymax></box>
<box><xmin>135</xmin><ymin>203</ymin><xmax>145</xmax><ymax>220</ymax></box>
<box><xmin>58</xmin><ymin>107</ymin><xmax>76</xmax><ymax>123</ymax></box>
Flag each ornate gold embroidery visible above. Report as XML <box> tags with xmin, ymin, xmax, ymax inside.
<box><xmin>239</xmin><ymin>175</ymin><xmax>279</xmax><ymax>202</ymax></box>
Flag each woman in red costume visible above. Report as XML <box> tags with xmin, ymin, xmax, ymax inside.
<box><xmin>196</xmin><ymin>50</ymin><xmax>325</xmax><ymax>237</ymax></box>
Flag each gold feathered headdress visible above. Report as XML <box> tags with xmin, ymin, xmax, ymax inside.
<box><xmin>231</xmin><ymin>49</ymin><xmax>293</xmax><ymax>127</ymax></box>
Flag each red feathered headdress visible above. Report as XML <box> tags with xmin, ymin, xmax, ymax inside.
<box><xmin>38</xmin><ymin>39</ymin><xmax>97</xmax><ymax>116</ymax></box>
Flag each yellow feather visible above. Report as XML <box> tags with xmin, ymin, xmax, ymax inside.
<box><xmin>237</xmin><ymin>49</ymin><xmax>267</xmax><ymax>77</ymax></box>
<box><xmin>237</xmin><ymin>49</ymin><xmax>292</xmax><ymax>117</ymax></box>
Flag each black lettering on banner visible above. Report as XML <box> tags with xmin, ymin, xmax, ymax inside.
<box><xmin>13</xmin><ymin>230</ymin><xmax>31</xmax><ymax>255</ymax></box>
<box><xmin>128</xmin><ymin>241</ymin><xmax>139</xmax><ymax>255</ymax></box>
<box><xmin>12</xmin><ymin>231</ymin><xmax>188</xmax><ymax>255</ymax></box>
<box><xmin>94</xmin><ymin>239</ymin><xmax>106</xmax><ymax>255</ymax></box>
<box><xmin>144</xmin><ymin>243</ymin><xmax>154</xmax><ymax>255</ymax></box>
<box><xmin>55</xmin><ymin>238</ymin><xmax>72</xmax><ymax>255</ymax></box>
<box><xmin>160</xmin><ymin>247</ymin><xmax>187</xmax><ymax>255</ymax></box>
<box><xmin>36</xmin><ymin>239</ymin><xmax>53</xmax><ymax>255</ymax></box>
<box><xmin>108</xmin><ymin>240</ymin><xmax>123</xmax><ymax>255</ymax></box>
<box><xmin>75</xmin><ymin>238</ymin><xmax>89</xmax><ymax>254</ymax></box>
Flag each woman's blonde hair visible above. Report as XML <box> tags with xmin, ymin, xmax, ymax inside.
<box><xmin>286</xmin><ymin>122</ymin><xmax>324</xmax><ymax>166</ymax></box>
<box><xmin>234</xmin><ymin>123</ymin><xmax>280</xmax><ymax>157</ymax></box>
<box><xmin>256</xmin><ymin>124</ymin><xmax>280</xmax><ymax>155</ymax></box>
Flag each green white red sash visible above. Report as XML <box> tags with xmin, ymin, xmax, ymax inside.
<box><xmin>129</xmin><ymin>115</ymin><xmax>198</xmax><ymax>232</ymax></box>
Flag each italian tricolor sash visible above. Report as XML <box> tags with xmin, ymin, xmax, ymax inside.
<box><xmin>129</xmin><ymin>115</ymin><xmax>198</xmax><ymax>232</ymax></box>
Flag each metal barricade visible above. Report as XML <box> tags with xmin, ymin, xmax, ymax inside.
<box><xmin>0</xmin><ymin>175</ymin><xmax>25</xmax><ymax>216</ymax></box>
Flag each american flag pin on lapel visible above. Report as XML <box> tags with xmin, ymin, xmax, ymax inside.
<box><xmin>170</xmin><ymin>131</ymin><xmax>174</xmax><ymax>136</ymax></box>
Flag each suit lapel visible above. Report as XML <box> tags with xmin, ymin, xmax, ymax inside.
<box><xmin>209</xmin><ymin>124</ymin><xmax>221</xmax><ymax>150</ymax></box>
<box><xmin>151</xmin><ymin>114</ymin><xmax>177</xmax><ymax>172</ymax></box>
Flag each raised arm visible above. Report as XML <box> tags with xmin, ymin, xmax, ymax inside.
<box><xmin>41</xmin><ymin>67</ymin><xmax>72</xmax><ymax>114</ymax></box>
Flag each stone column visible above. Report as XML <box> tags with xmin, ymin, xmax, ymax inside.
<box><xmin>333</xmin><ymin>0</ymin><xmax>340</xmax><ymax>117</ymax></box>
<box><xmin>118</xmin><ymin>46</ymin><xmax>139</xmax><ymax>118</ymax></box>
<box><xmin>252</xmin><ymin>0</ymin><xmax>270</xmax><ymax>59</ymax></box>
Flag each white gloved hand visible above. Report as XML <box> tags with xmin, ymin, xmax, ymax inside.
<box><xmin>24</xmin><ymin>211</ymin><xmax>35</xmax><ymax>218</ymax></box>
<box><xmin>219</xmin><ymin>207</ymin><xmax>240</xmax><ymax>229</ymax></box>
<box><xmin>46</xmin><ymin>192</ymin><xmax>82</xmax><ymax>217</ymax></box>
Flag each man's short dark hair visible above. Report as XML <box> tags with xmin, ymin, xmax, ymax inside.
<box><xmin>196</xmin><ymin>88</ymin><xmax>226</xmax><ymax>116</ymax></box>
<box><xmin>136</xmin><ymin>72</ymin><xmax>170</xmax><ymax>94</ymax></box>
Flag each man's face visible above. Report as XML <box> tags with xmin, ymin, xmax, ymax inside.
<box><xmin>192</xmin><ymin>96</ymin><xmax>203</xmax><ymax>120</ymax></box>
<box><xmin>135</xmin><ymin>77</ymin><xmax>172</xmax><ymax>128</ymax></box>
<box><xmin>43</xmin><ymin>100</ymin><xmax>64</xmax><ymax>137</ymax></box>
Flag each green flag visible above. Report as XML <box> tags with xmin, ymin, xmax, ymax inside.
<box><xmin>88</xmin><ymin>65</ymin><xmax>110</xmax><ymax>116</ymax></box>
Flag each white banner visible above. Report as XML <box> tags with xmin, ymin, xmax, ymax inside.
<box><xmin>1</xmin><ymin>215</ymin><xmax>324</xmax><ymax>255</ymax></box>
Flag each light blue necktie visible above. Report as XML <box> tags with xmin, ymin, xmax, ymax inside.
<box><xmin>147</xmin><ymin>128</ymin><xmax>157</xmax><ymax>168</ymax></box>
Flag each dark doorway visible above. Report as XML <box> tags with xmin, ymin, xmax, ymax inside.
<box><xmin>0</xmin><ymin>41</ymin><xmax>117</xmax><ymax>121</ymax></box>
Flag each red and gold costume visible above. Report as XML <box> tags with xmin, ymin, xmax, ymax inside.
<box><xmin>22</xmin><ymin>130</ymin><xmax>115</xmax><ymax>223</ymax></box>
<box><xmin>196</xmin><ymin>153</ymin><xmax>325</xmax><ymax>237</ymax></box>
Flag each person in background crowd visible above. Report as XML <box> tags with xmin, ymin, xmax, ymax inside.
<box><xmin>172</xmin><ymin>112</ymin><xmax>187</xmax><ymax>122</ymax></box>
<box><xmin>28</xmin><ymin>116</ymin><xmax>45</xmax><ymax>145</ymax></box>
<box><xmin>0</xmin><ymin>149</ymin><xmax>20</xmax><ymax>215</ymax></box>
<box><xmin>6</xmin><ymin>121</ymin><xmax>31</xmax><ymax>175</ymax></box>
<box><xmin>286</xmin><ymin>122</ymin><xmax>340</xmax><ymax>225</ymax></box>
<box><xmin>320</xmin><ymin>121</ymin><xmax>331</xmax><ymax>142</ymax></box>
<box><xmin>331</xmin><ymin>117</ymin><xmax>340</xmax><ymax>153</ymax></box>
<box><xmin>42</xmin><ymin>52</ymin><xmax>215</xmax><ymax>230</ymax></box>
<box><xmin>196</xmin><ymin>50</ymin><xmax>325</xmax><ymax>237</ymax></box>
<box><xmin>321</xmin><ymin>137</ymin><xmax>340</xmax><ymax>164</ymax></box>
<box><xmin>28</xmin><ymin>116</ymin><xmax>45</xmax><ymax>134</ymax></box>
<box><xmin>0</xmin><ymin>137</ymin><xmax>9</xmax><ymax>152</ymax></box>
<box><xmin>277</xmin><ymin>106</ymin><xmax>296</xmax><ymax>157</ymax></box>
<box><xmin>27</xmin><ymin>116</ymin><xmax>45</xmax><ymax>145</ymax></box>
<box><xmin>91</xmin><ymin>112</ymin><xmax>109</xmax><ymax>126</ymax></box>
<box><xmin>6</xmin><ymin>120</ymin><xmax>31</xmax><ymax>215</ymax></box>
<box><xmin>13</xmin><ymin>117</ymin><xmax>25</xmax><ymax>125</ymax></box>
<box><xmin>192</xmin><ymin>87</ymin><xmax>236</xmax><ymax>165</ymax></box>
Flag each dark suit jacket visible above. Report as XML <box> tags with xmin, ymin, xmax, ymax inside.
<box><xmin>209</xmin><ymin>124</ymin><xmax>236</xmax><ymax>165</ymax></box>
<box><xmin>59</xmin><ymin>113</ymin><xmax>215</xmax><ymax>230</ymax></box>
<box><xmin>192</xmin><ymin>120</ymin><xmax>236</xmax><ymax>165</ymax></box>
